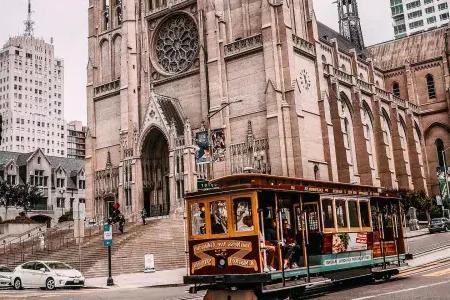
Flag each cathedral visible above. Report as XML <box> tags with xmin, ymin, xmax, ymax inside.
<box><xmin>85</xmin><ymin>0</ymin><xmax>442</xmax><ymax>221</ymax></box>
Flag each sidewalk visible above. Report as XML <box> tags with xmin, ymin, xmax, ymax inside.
<box><xmin>405</xmin><ymin>227</ymin><xmax>429</xmax><ymax>239</ymax></box>
<box><xmin>85</xmin><ymin>268</ymin><xmax>186</xmax><ymax>289</ymax></box>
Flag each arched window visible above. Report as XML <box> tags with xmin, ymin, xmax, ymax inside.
<box><xmin>392</xmin><ymin>81</ymin><xmax>400</xmax><ymax>97</ymax></box>
<box><xmin>341</xmin><ymin>64</ymin><xmax>347</xmax><ymax>72</ymax></box>
<box><xmin>339</xmin><ymin>93</ymin><xmax>357</xmax><ymax>177</ymax></box>
<box><xmin>426</xmin><ymin>74</ymin><xmax>436</xmax><ymax>99</ymax></box>
<box><xmin>398</xmin><ymin>117</ymin><xmax>412</xmax><ymax>178</ymax></box>
<box><xmin>361</xmin><ymin>104</ymin><xmax>378</xmax><ymax>177</ymax></box>
<box><xmin>100</xmin><ymin>39</ymin><xmax>111</xmax><ymax>82</ymax></box>
<box><xmin>112</xmin><ymin>35</ymin><xmax>122</xmax><ymax>79</ymax></box>
<box><xmin>102</xmin><ymin>0</ymin><xmax>110</xmax><ymax>31</ymax></box>
<box><xmin>436</xmin><ymin>139</ymin><xmax>446</xmax><ymax>169</ymax></box>
<box><xmin>381</xmin><ymin>110</ymin><xmax>396</xmax><ymax>174</ymax></box>
<box><xmin>413</xmin><ymin>123</ymin><xmax>425</xmax><ymax>178</ymax></box>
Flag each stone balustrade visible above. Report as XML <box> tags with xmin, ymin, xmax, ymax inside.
<box><xmin>94</xmin><ymin>79</ymin><xmax>120</xmax><ymax>100</ymax></box>
<box><xmin>146</xmin><ymin>0</ymin><xmax>191</xmax><ymax>16</ymax></box>
<box><xmin>224</xmin><ymin>34</ymin><xmax>263</xmax><ymax>59</ymax></box>
<box><xmin>333</xmin><ymin>68</ymin><xmax>353</xmax><ymax>85</ymax></box>
<box><xmin>375</xmin><ymin>87</ymin><xmax>390</xmax><ymax>101</ymax></box>
<box><xmin>292</xmin><ymin>34</ymin><xmax>316</xmax><ymax>57</ymax></box>
<box><xmin>392</xmin><ymin>95</ymin><xmax>406</xmax><ymax>108</ymax></box>
<box><xmin>356</xmin><ymin>78</ymin><xmax>373</xmax><ymax>94</ymax></box>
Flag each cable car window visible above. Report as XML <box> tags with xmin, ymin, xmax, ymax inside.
<box><xmin>322</xmin><ymin>199</ymin><xmax>334</xmax><ymax>228</ymax></box>
<box><xmin>210</xmin><ymin>201</ymin><xmax>228</xmax><ymax>234</ymax></box>
<box><xmin>335</xmin><ymin>199</ymin><xmax>348</xmax><ymax>228</ymax></box>
<box><xmin>360</xmin><ymin>201</ymin><xmax>371</xmax><ymax>227</ymax></box>
<box><xmin>234</xmin><ymin>198</ymin><xmax>254</xmax><ymax>232</ymax></box>
<box><xmin>304</xmin><ymin>203</ymin><xmax>320</xmax><ymax>231</ymax></box>
<box><xmin>191</xmin><ymin>202</ymin><xmax>206</xmax><ymax>235</ymax></box>
<box><xmin>348</xmin><ymin>200</ymin><xmax>359</xmax><ymax>227</ymax></box>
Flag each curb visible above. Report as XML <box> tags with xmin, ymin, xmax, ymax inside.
<box><xmin>85</xmin><ymin>283</ymin><xmax>185</xmax><ymax>290</ymax></box>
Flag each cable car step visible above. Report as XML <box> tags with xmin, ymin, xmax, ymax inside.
<box><xmin>372</xmin><ymin>265</ymin><xmax>401</xmax><ymax>279</ymax></box>
<box><xmin>262</xmin><ymin>277</ymin><xmax>330</xmax><ymax>294</ymax></box>
<box><xmin>325</xmin><ymin>267</ymin><xmax>373</xmax><ymax>282</ymax></box>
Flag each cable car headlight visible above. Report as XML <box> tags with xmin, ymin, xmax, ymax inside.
<box><xmin>217</xmin><ymin>256</ymin><xmax>227</xmax><ymax>269</ymax></box>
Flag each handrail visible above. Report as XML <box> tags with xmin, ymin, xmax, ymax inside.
<box><xmin>1</xmin><ymin>223</ymin><xmax>47</xmax><ymax>245</ymax></box>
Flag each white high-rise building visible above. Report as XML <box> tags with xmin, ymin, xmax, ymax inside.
<box><xmin>0</xmin><ymin>1</ymin><xmax>66</xmax><ymax>156</ymax></box>
<box><xmin>391</xmin><ymin>0</ymin><xmax>449</xmax><ymax>39</ymax></box>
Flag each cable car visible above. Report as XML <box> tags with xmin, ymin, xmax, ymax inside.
<box><xmin>184</xmin><ymin>174</ymin><xmax>406</xmax><ymax>299</ymax></box>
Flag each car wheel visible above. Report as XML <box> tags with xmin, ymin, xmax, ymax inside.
<box><xmin>13</xmin><ymin>278</ymin><xmax>22</xmax><ymax>290</ymax></box>
<box><xmin>445</xmin><ymin>226</ymin><xmax>449</xmax><ymax>232</ymax></box>
<box><xmin>46</xmin><ymin>277</ymin><xmax>56</xmax><ymax>290</ymax></box>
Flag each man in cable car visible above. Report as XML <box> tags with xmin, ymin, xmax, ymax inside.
<box><xmin>282</xmin><ymin>220</ymin><xmax>301</xmax><ymax>269</ymax></box>
<box><xmin>263</xmin><ymin>218</ymin><xmax>278</xmax><ymax>271</ymax></box>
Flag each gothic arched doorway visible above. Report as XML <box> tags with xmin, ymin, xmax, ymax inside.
<box><xmin>142</xmin><ymin>128</ymin><xmax>170</xmax><ymax>217</ymax></box>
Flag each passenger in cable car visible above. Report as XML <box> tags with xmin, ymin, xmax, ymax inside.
<box><xmin>263</xmin><ymin>218</ymin><xmax>278</xmax><ymax>271</ymax></box>
<box><xmin>282</xmin><ymin>220</ymin><xmax>301</xmax><ymax>269</ymax></box>
<box><xmin>211</xmin><ymin>201</ymin><xmax>228</xmax><ymax>234</ymax></box>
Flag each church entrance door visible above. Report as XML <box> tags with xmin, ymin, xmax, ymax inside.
<box><xmin>141</xmin><ymin>128</ymin><xmax>170</xmax><ymax>217</ymax></box>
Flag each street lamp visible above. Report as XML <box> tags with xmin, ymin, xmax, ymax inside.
<box><xmin>442</xmin><ymin>147</ymin><xmax>450</xmax><ymax>204</ymax></box>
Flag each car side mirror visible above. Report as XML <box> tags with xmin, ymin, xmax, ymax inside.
<box><xmin>39</xmin><ymin>268</ymin><xmax>46</xmax><ymax>273</ymax></box>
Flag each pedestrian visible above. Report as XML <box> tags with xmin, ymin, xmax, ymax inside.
<box><xmin>118</xmin><ymin>214</ymin><xmax>125</xmax><ymax>234</ymax></box>
<box><xmin>141</xmin><ymin>208</ymin><xmax>147</xmax><ymax>225</ymax></box>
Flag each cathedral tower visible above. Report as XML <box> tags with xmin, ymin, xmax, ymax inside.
<box><xmin>337</xmin><ymin>0</ymin><xmax>365</xmax><ymax>50</ymax></box>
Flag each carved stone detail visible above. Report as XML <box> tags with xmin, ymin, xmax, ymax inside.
<box><xmin>154</xmin><ymin>14</ymin><xmax>199</xmax><ymax>74</ymax></box>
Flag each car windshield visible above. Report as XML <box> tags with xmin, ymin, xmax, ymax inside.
<box><xmin>431</xmin><ymin>219</ymin><xmax>443</xmax><ymax>224</ymax></box>
<box><xmin>0</xmin><ymin>266</ymin><xmax>12</xmax><ymax>272</ymax></box>
<box><xmin>46</xmin><ymin>262</ymin><xmax>72</xmax><ymax>270</ymax></box>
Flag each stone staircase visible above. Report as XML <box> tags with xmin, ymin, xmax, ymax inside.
<box><xmin>1</xmin><ymin>217</ymin><xmax>186</xmax><ymax>278</ymax></box>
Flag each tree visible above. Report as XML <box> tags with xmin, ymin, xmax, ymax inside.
<box><xmin>391</xmin><ymin>189</ymin><xmax>433</xmax><ymax>222</ymax></box>
<box><xmin>16</xmin><ymin>184</ymin><xmax>46</xmax><ymax>214</ymax></box>
<box><xmin>0</xmin><ymin>181</ymin><xmax>19</xmax><ymax>221</ymax></box>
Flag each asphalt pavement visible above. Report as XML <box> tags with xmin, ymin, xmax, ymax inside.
<box><xmin>1</xmin><ymin>231</ymin><xmax>450</xmax><ymax>299</ymax></box>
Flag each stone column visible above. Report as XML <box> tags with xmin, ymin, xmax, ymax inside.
<box><xmin>372</xmin><ymin>99</ymin><xmax>395</xmax><ymax>188</ymax></box>
<box><xmin>351</xmin><ymin>90</ymin><xmax>373</xmax><ymax>186</ymax></box>
<box><xmin>389</xmin><ymin>105</ymin><xmax>411</xmax><ymax>190</ymax></box>
<box><xmin>328</xmin><ymin>80</ymin><xmax>351</xmax><ymax>183</ymax></box>
<box><xmin>183</xmin><ymin>121</ymin><xmax>197</xmax><ymax>194</ymax></box>
<box><xmin>405</xmin><ymin>113</ymin><xmax>428</xmax><ymax>193</ymax></box>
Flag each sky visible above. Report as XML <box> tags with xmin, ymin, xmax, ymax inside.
<box><xmin>0</xmin><ymin>0</ymin><xmax>394</xmax><ymax>124</ymax></box>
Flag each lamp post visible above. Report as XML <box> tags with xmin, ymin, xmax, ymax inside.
<box><xmin>442</xmin><ymin>147</ymin><xmax>450</xmax><ymax>205</ymax></box>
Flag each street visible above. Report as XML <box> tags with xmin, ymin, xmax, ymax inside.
<box><xmin>0</xmin><ymin>233</ymin><xmax>449</xmax><ymax>300</ymax></box>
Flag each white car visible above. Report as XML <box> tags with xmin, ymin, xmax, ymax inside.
<box><xmin>0</xmin><ymin>265</ymin><xmax>12</xmax><ymax>287</ymax></box>
<box><xmin>11</xmin><ymin>261</ymin><xmax>84</xmax><ymax>290</ymax></box>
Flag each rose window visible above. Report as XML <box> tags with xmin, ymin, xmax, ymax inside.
<box><xmin>154</xmin><ymin>15</ymin><xmax>199</xmax><ymax>74</ymax></box>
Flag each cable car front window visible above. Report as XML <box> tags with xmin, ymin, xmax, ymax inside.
<box><xmin>210</xmin><ymin>201</ymin><xmax>228</xmax><ymax>234</ymax></box>
<box><xmin>191</xmin><ymin>202</ymin><xmax>206</xmax><ymax>235</ymax></box>
<box><xmin>234</xmin><ymin>198</ymin><xmax>254</xmax><ymax>232</ymax></box>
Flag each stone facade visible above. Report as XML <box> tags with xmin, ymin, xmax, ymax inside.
<box><xmin>86</xmin><ymin>0</ymin><xmax>428</xmax><ymax>221</ymax></box>
<box><xmin>367</xmin><ymin>26</ymin><xmax>450</xmax><ymax>197</ymax></box>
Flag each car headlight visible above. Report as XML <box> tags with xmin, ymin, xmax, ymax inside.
<box><xmin>55</xmin><ymin>273</ymin><xmax>67</xmax><ymax>277</ymax></box>
<box><xmin>0</xmin><ymin>275</ymin><xmax>10</xmax><ymax>279</ymax></box>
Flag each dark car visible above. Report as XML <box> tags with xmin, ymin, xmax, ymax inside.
<box><xmin>429</xmin><ymin>218</ymin><xmax>450</xmax><ymax>233</ymax></box>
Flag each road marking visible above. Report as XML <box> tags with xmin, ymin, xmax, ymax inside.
<box><xmin>423</xmin><ymin>267</ymin><xmax>450</xmax><ymax>277</ymax></box>
<box><xmin>351</xmin><ymin>279</ymin><xmax>450</xmax><ymax>300</ymax></box>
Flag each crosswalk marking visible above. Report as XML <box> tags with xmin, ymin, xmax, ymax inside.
<box><xmin>424</xmin><ymin>267</ymin><xmax>450</xmax><ymax>277</ymax></box>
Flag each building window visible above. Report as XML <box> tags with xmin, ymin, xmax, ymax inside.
<box><xmin>436</xmin><ymin>139</ymin><xmax>446</xmax><ymax>170</ymax></box>
<box><xmin>426</xmin><ymin>74</ymin><xmax>436</xmax><ymax>99</ymax></box>
<box><xmin>392</xmin><ymin>81</ymin><xmax>400</xmax><ymax>97</ymax></box>
<box><xmin>57</xmin><ymin>198</ymin><xmax>65</xmax><ymax>208</ymax></box>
